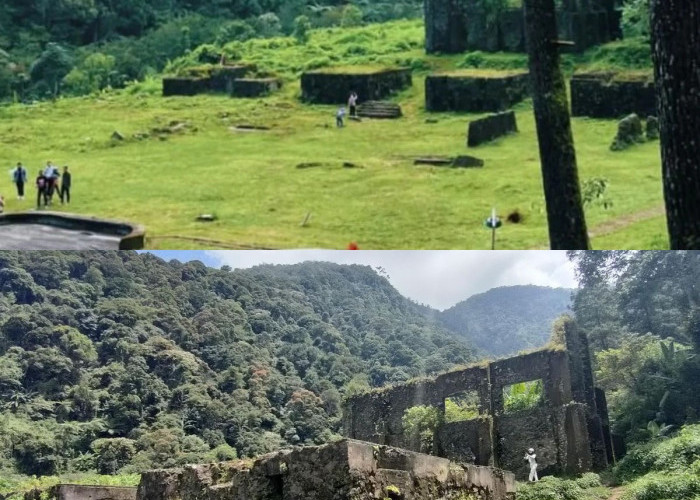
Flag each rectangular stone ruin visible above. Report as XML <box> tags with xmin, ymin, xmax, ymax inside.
<box><xmin>425</xmin><ymin>71</ymin><xmax>530</xmax><ymax>113</ymax></box>
<box><xmin>162</xmin><ymin>65</ymin><xmax>256</xmax><ymax>96</ymax></box>
<box><xmin>231</xmin><ymin>78</ymin><xmax>282</xmax><ymax>98</ymax></box>
<box><xmin>424</xmin><ymin>0</ymin><xmax>621</xmax><ymax>54</ymax></box>
<box><xmin>137</xmin><ymin>439</ymin><xmax>516</xmax><ymax>500</ymax></box>
<box><xmin>162</xmin><ymin>77</ymin><xmax>210</xmax><ymax>96</ymax></box>
<box><xmin>570</xmin><ymin>71</ymin><xmax>657</xmax><ymax>119</ymax></box>
<box><xmin>23</xmin><ymin>485</ymin><xmax>137</xmax><ymax>500</ymax></box>
<box><xmin>301</xmin><ymin>67</ymin><xmax>412</xmax><ymax>104</ymax></box>
<box><xmin>468</xmin><ymin>111</ymin><xmax>518</xmax><ymax>147</ymax></box>
<box><xmin>343</xmin><ymin>322</ymin><xmax>612</xmax><ymax>480</ymax></box>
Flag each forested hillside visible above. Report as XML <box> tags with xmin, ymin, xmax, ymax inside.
<box><xmin>0</xmin><ymin>252</ymin><xmax>474</xmax><ymax>477</ymax></box>
<box><xmin>436</xmin><ymin>286</ymin><xmax>572</xmax><ymax>357</ymax></box>
<box><xmin>0</xmin><ymin>0</ymin><xmax>421</xmax><ymax>101</ymax></box>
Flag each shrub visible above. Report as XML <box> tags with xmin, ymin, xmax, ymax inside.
<box><xmin>621</xmin><ymin>472</ymin><xmax>700</xmax><ymax>500</ymax></box>
<box><xmin>516</xmin><ymin>475</ymin><xmax>607</xmax><ymax>500</ymax></box>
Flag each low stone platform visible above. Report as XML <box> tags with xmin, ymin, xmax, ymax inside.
<box><xmin>25</xmin><ymin>484</ymin><xmax>137</xmax><ymax>500</ymax></box>
<box><xmin>232</xmin><ymin>78</ymin><xmax>282</xmax><ymax>98</ymax></box>
<box><xmin>137</xmin><ymin>439</ymin><xmax>515</xmax><ymax>500</ymax></box>
<box><xmin>357</xmin><ymin>101</ymin><xmax>403</xmax><ymax>119</ymax></box>
<box><xmin>0</xmin><ymin>212</ymin><xmax>145</xmax><ymax>250</ymax></box>
<box><xmin>570</xmin><ymin>72</ymin><xmax>656</xmax><ymax>118</ymax></box>
<box><xmin>425</xmin><ymin>71</ymin><xmax>530</xmax><ymax>113</ymax></box>
<box><xmin>301</xmin><ymin>67</ymin><xmax>412</xmax><ymax>104</ymax></box>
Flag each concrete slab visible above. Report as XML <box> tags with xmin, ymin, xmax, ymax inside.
<box><xmin>0</xmin><ymin>224</ymin><xmax>122</xmax><ymax>249</ymax></box>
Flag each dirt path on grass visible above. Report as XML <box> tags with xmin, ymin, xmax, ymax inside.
<box><xmin>530</xmin><ymin>204</ymin><xmax>665</xmax><ymax>249</ymax></box>
<box><xmin>608</xmin><ymin>486</ymin><xmax>626</xmax><ymax>500</ymax></box>
<box><xmin>587</xmin><ymin>204</ymin><xmax>666</xmax><ymax>239</ymax></box>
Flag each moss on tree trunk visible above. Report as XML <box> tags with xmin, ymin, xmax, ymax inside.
<box><xmin>523</xmin><ymin>0</ymin><xmax>590</xmax><ymax>250</ymax></box>
<box><xmin>650</xmin><ymin>0</ymin><xmax>700</xmax><ymax>249</ymax></box>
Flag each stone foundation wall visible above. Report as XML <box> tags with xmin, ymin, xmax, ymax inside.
<box><xmin>425</xmin><ymin>73</ymin><xmax>530</xmax><ymax>113</ymax></box>
<box><xmin>344</xmin><ymin>326</ymin><xmax>609</xmax><ymax>480</ymax></box>
<box><xmin>300</xmin><ymin>69</ymin><xmax>412</xmax><ymax>104</ymax></box>
<box><xmin>570</xmin><ymin>72</ymin><xmax>656</xmax><ymax>118</ymax></box>
<box><xmin>162</xmin><ymin>77</ymin><xmax>210</xmax><ymax>96</ymax></box>
<box><xmin>24</xmin><ymin>485</ymin><xmax>137</xmax><ymax>500</ymax></box>
<box><xmin>137</xmin><ymin>440</ymin><xmax>516</xmax><ymax>500</ymax></box>
<box><xmin>467</xmin><ymin>111</ymin><xmax>518</xmax><ymax>147</ymax></box>
<box><xmin>232</xmin><ymin>79</ymin><xmax>282</xmax><ymax>98</ymax></box>
<box><xmin>424</xmin><ymin>0</ymin><xmax>621</xmax><ymax>54</ymax></box>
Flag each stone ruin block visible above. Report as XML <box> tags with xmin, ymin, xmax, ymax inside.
<box><xmin>137</xmin><ymin>440</ymin><xmax>516</xmax><ymax>500</ymax></box>
<box><xmin>467</xmin><ymin>111</ymin><xmax>518</xmax><ymax>147</ymax></box>
<box><xmin>231</xmin><ymin>78</ymin><xmax>282</xmax><ymax>98</ymax></box>
<box><xmin>437</xmin><ymin>417</ymin><xmax>494</xmax><ymax>465</ymax></box>
<box><xmin>162</xmin><ymin>77</ymin><xmax>210</xmax><ymax>96</ymax></box>
<box><xmin>209</xmin><ymin>65</ymin><xmax>250</xmax><ymax>93</ymax></box>
<box><xmin>425</xmin><ymin>71</ymin><xmax>530</xmax><ymax>113</ymax></box>
<box><xmin>570</xmin><ymin>72</ymin><xmax>656</xmax><ymax>118</ymax></box>
<box><xmin>300</xmin><ymin>68</ymin><xmax>412</xmax><ymax>104</ymax></box>
<box><xmin>425</xmin><ymin>0</ymin><xmax>468</xmax><ymax>53</ymax></box>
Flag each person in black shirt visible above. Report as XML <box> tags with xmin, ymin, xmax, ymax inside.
<box><xmin>36</xmin><ymin>170</ymin><xmax>47</xmax><ymax>208</ymax></box>
<box><xmin>60</xmin><ymin>166</ymin><xmax>72</xmax><ymax>204</ymax></box>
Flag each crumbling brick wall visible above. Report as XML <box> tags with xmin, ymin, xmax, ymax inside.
<box><xmin>343</xmin><ymin>326</ymin><xmax>611</xmax><ymax>480</ymax></box>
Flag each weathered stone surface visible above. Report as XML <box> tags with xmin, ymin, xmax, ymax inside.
<box><xmin>467</xmin><ymin>111</ymin><xmax>518</xmax><ymax>147</ymax></box>
<box><xmin>646</xmin><ymin>115</ymin><xmax>659</xmax><ymax>140</ymax></box>
<box><xmin>231</xmin><ymin>78</ymin><xmax>282</xmax><ymax>98</ymax></box>
<box><xmin>357</xmin><ymin>101</ymin><xmax>402</xmax><ymax>119</ymax></box>
<box><xmin>301</xmin><ymin>68</ymin><xmax>412</xmax><ymax>104</ymax></box>
<box><xmin>425</xmin><ymin>0</ymin><xmax>620</xmax><ymax>54</ymax></box>
<box><xmin>162</xmin><ymin>77</ymin><xmax>210</xmax><ymax>96</ymax></box>
<box><xmin>137</xmin><ymin>440</ymin><xmax>516</xmax><ymax>500</ymax></box>
<box><xmin>425</xmin><ymin>72</ymin><xmax>529</xmax><ymax>113</ymax></box>
<box><xmin>453</xmin><ymin>155</ymin><xmax>485</xmax><ymax>168</ymax></box>
<box><xmin>610</xmin><ymin>113</ymin><xmax>644</xmax><ymax>151</ymax></box>
<box><xmin>344</xmin><ymin>326</ymin><xmax>609</xmax><ymax>480</ymax></box>
<box><xmin>570</xmin><ymin>72</ymin><xmax>657</xmax><ymax>118</ymax></box>
<box><xmin>209</xmin><ymin>65</ymin><xmax>250</xmax><ymax>93</ymax></box>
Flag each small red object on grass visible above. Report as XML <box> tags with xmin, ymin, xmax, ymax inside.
<box><xmin>347</xmin><ymin>242</ymin><xmax>359</xmax><ymax>250</ymax></box>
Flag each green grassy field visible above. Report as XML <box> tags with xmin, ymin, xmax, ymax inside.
<box><xmin>0</xmin><ymin>20</ymin><xmax>667</xmax><ymax>249</ymax></box>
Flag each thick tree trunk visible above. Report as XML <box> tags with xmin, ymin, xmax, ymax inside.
<box><xmin>523</xmin><ymin>0</ymin><xmax>590</xmax><ymax>250</ymax></box>
<box><xmin>650</xmin><ymin>0</ymin><xmax>700</xmax><ymax>249</ymax></box>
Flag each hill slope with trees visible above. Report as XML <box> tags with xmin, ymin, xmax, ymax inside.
<box><xmin>0</xmin><ymin>252</ymin><xmax>474</xmax><ymax>477</ymax></box>
<box><xmin>435</xmin><ymin>285</ymin><xmax>573</xmax><ymax>357</ymax></box>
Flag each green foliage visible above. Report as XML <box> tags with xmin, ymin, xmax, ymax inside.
<box><xmin>402</xmin><ymin>405</ymin><xmax>442</xmax><ymax>453</ymax></box>
<box><xmin>29</xmin><ymin>43</ymin><xmax>74</xmax><ymax>98</ymax></box>
<box><xmin>582</xmin><ymin>178</ymin><xmax>613</xmax><ymax>210</ymax></box>
<box><xmin>444</xmin><ymin>392</ymin><xmax>480</xmax><ymax>423</ymax></box>
<box><xmin>0</xmin><ymin>253</ymin><xmax>474</xmax><ymax>477</ymax></box>
<box><xmin>516</xmin><ymin>474</ymin><xmax>608</xmax><ymax>500</ymax></box>
<box><xmin>620</xmin><ymin>472</ymin><xmax>700</xmax><ymax>500</ymax></box>
<box><xmin>621</xmin><ymin>0</ymin><xmax>650</xmax><ymax>39</ymax></box>
<box><xmin>614</xmin><ymin>425</ymin><xmax>700</xmax><ymax>483</ymax></box>
<box><xmin>504</xmin><ymin>380</ymin><xmax>543</xmax><ymax>414</ymax></box>
<box><xmin>293</xmin><ymin>16</ymin><xmax>312</xmax><ymax>45</ymax></box>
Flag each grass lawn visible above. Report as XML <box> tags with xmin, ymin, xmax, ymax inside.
<box><xmin>0</xmin><ymin>20</ymin><xmax>667</xmax><ymax>249</ymax></box>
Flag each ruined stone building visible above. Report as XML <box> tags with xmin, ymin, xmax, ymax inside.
<box><xmin>343</xmin><ymin>323</ymin><xmax>613</xmax><ymax>479</ymax></box>
<box><xmin>425</xmin><ymin>0</ymin><xmax>623</xmax><ymax>54</ymax></box>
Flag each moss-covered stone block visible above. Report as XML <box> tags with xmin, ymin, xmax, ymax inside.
<box><xmin>301</xmin><ymin>67</ymin><xmax>412</xmax><ymax>104</ymax></box>
<box><xmin>425</xmin><ymin>71</ymin><xmax>530</xmax><ymax>113</ymax></box>
<box><xmin>570</xmin><ymin>71</ymin><xmax>656</xmax><ymax>118</ymax></box>
<box><xmin>231</xmin><ymin>78</ymin><xmax>282</xmax><ymax>98</ymax></box>
<box><xmin>467</xmin><ymin>111</ymin><xmax>518</xmax><ymax>147</ymax></box>
<box><xmin>162</xmin><ymin>77</ymin><xmax>210</xmax><ymax>96</ymax></box>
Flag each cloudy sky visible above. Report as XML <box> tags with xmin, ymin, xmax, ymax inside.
<box><xmin>148</xmin><ymin>251</ymin><xmax>577</xmax><ymax>310</ymax></box>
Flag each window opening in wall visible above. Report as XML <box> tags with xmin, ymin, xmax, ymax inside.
<box><xmin>503</xmin><ymin>379</ymin><xmax>544</xmax><ymax>414</ymax></box>
<box><xmin>444</xmin><ymin>390</ymin><xmax>480</xmax><ymax>423</ymax></box>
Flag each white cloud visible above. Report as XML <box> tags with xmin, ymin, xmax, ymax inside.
<box><xmin>205</xmin><ymin>250</ymin><xmax>577</xmax><ymax>310</ymax></box>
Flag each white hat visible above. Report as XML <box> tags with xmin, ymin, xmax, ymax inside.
<box><xmin>528</xmin><ymin>448</ymin><xmax>535</xmax><ymax>454</ymax></box>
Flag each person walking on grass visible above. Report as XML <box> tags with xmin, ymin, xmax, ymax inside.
<box><xmin>36</xmin><ymin>169</ymin><xmax>47</xmax><ymax>209</ymax></box>
<box><xmin>60</xmin><ymin>166</ymin><xmax>71</xmax><ymax>204</ymax></box>
<box><xmin>524</xmin><ymin>448</ymin><xmax>538</xmax><ymax>482</ymax></box>
<box><xmin>336</xmin><ymin>106</ymin><xmax>346</xmax><ymax>128</ymax></box>
<box><xmin>12</xmin><ymin>163</ymin><xmax>27</xmax><ymax>200</ymax></box>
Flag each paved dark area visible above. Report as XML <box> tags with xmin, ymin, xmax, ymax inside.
<box><xmin>0</xmin><ymin>224</ymin><xmax>123</xmax><ymax>249</ymax></box>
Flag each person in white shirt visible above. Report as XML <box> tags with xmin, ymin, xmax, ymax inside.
<box><xmin>348</xmin><ymin>92</ymin><xmax>358</xmax><ymax>117</ymax></box>
<box><xmin>524</xmin><ymin>448</ymin><xmax>538</xmax><ymax>482</ymax></box>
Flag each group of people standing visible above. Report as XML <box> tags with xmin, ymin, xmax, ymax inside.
<box><xmin>8</xmin><ymin>161</ymin><xmax>72</xmax><ymax>209</ymax></box>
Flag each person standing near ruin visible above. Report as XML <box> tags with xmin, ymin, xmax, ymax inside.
<box><xmin>60</xmin><ymin>166</ymin><xmax>71</xmax><ymax>205</ymax></box>
<box><xmin>348</xmin><ymin>92</ymin><xmax>358</xmax><ymax>117</ymax></box>
<box><xmin>12</xmin><ymin>162</ymin><xmax>27</xmax><ymax>200</ymax></box>
<box><xmin>524</xmin><ymin>448</ymin><xmax>538</xmax><ymax>482</ymax></box>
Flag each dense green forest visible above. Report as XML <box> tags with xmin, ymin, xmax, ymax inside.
<box><xmin>434</xmin><ymin>285</ymin><xmax>572</xmax><ymax>357</ymax></box>
<box><xmin>570</xmin><ymin>251</ymin><xmax>700</xmax><ymax>442</ymax></box>
<box><xmin>0</xmin><ymin>0</ymin><xmax>421</xmax><ymax>100</ymax></box>
<box><xmin>0</xmin><ymin>252</ymin><xmax>474</xmax><ymax>477</ymax></box>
